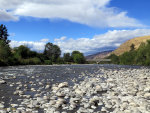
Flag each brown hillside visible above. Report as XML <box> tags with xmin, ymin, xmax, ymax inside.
<box><xmin>86</xmin><ymin>50</ymin><xmax>113</xmax><ymax>60</ymax></box>
<box><xmin>112</xmin><ymin>36</ymin><xmax>150</xmax><ymax>56</ymax></box>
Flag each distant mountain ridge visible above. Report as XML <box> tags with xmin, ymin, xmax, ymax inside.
<box><xmin>86</xmin><ymin>50</ymin><xmax>113</xmax><ymax>60</ymax></box>
<box><xmin>112</xmin><ymin>35</ymin><xmax>150</xmax><ymax>56</ymax></box>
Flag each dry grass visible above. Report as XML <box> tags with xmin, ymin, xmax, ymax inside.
<box><xmin>112</xmin><ymin>36</ymin><xmax>150</xmax><ymax>56</ymax></box>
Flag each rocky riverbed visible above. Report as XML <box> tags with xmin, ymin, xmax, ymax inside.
<box><xmin>0</xmin><ymin>65</ymin><xmax>150</xmax><ymax>113</ymax></box>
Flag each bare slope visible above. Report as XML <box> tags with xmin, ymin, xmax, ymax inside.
<box><xmin>112</xmin><ymin>36</ymin><xmax>150</xmax><ymax>56</ymax></box>
<box><xmin>86</xmin><ymin>50</ymin><xmax>113</xmax><ymax>60</ymax></box>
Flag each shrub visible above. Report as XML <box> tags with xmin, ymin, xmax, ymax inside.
<box><xmin>44</xmin><ymin>60</ymin><xmax>52</xmax><ymax>65</ymax></box>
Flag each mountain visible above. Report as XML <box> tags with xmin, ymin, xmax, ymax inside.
<box><xmin>112</xmin><ymin>36</ymin><xmax>150</xmax><ymax>56</ymax></box>
<box><xmin>86</xmin><ymin>50</ymin><xmax>113</xmax><ymax>60</ymax></box>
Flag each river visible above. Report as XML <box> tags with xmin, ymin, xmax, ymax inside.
<box><xmin>0</xmin><ymin>64</ymin><xmax>149</xmax><ymax>113</ymax></box>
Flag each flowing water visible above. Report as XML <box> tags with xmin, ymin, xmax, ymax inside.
<box><xmin>0</xmin><ymin>64</ymin><xmax>144</xmax><ymax>112</ymax></box>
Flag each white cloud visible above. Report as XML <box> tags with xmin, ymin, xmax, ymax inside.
<box><xmin>9</xmin><ymin>29</ymin><xmax>150</xmax><ymax>55</ymax></box>
<box><xmin>40</xmin><ymin>38</ymin><xmax>49</xmax><ymax>42</ymax></box>
<box><xmin>0</xmin><ymin>9</ymin><xmax>18</xmax><ymax>21</ymax></box>
<box><xmin>9</xmin><ymin>33</ymin><xmax>16</xmax><ymax>37</ymax></box>
<box><xmin>10</xmin><ymin>39</ymin><xmax>47</xmax><ymax>52</ymax></box>
<box><xmin>54</xmin><ymin>29</ymin><xmax>150</xmax><ymax>55</ymax></box>
<box><xmin>0</xmin><ymin>0</ymin><xmax>145</xmax><ymax>28</ymax></box>
<box><xmin>54</xmin><ymin>36</ymin><xmax>67</xmax><ymax>41</ymax></box>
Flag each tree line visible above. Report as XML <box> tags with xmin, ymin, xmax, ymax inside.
<box><xmin>108</xmin><ymin>40</ymin><xmax>150</xmax><ymax>66</ymax></box>
<box><xmin>0</xmin><ymin>24</ymin><xmax>86</xmax><ymax>66</ymax></box>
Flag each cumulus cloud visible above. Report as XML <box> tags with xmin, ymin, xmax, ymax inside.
<box><xmin>9</xmin><ymin>29</ymin><xmax>150</xmax><ymax>55</ymax></box>
<box><xmin>0</xmin><ymin>9</ymin><xmax>18</xmax><ymax>21</ymax></box>
<box><xmin>10</xmin><ymin>39</ymin><xmax>47</xmax><ymax>52</ymax></box>
<box><xmin>54</xmin><ymin>29</ymin><xmax>150</xmax><ymax>55</ymax></box>
<box><xmin>0</xmin><ymin>0</ymin><xmax>144</xmax><ymax>27</ymax></box>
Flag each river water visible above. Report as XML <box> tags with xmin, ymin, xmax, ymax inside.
<box><xmin>0</xmin><ymin>64</ymin><xmax>145</xmax><ymax>112</ymax></box>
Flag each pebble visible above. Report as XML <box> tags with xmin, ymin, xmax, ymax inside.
<box><xmin>0</xmin><ymin>103</ymin><xmax>4</xmax><ymax>109</ymax></box>
<box><xmin>0</xmin><ymin>79</ymin><xmax>6</xmax><ymax>84</ymax></box>
<box><xmin>58</xmin><ymin>82</ymin><xmax>68</xmax><ymax>88</ymax></box>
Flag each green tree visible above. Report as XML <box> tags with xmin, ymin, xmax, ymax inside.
<box><xmin>14</xmin><ymin>45</ymin><xmax>31</xmax><ymax>59</ymax></box>
<box><xmin>134</xmin><ymin>42</ymin><xmax>146</xmax><ymax>65</ymax></box>
<box><xmin>63</xmin><ymin>53</ymin><xmax>71</xmax><ymax>62</ymax></box>
<box><xmin>0</xmin><ymin>24</ymin><xmax>11</xmax><ymax>65</ymax></box>
<box><xmin>0</xmin><ymin>24</ymin><xmax>10</xmax><ymax>45</ymax></box>
<box><xmin>44</xmin><ymin>42</ymin><xmax>61</xmax><ymax>62</ymax></box>
<box><xmin>72</xmin><ymin>51</ymin><xmax>81</xmax><ymax>55</ymax></box>
<box><xmin>0</xmin><ymin>40</ymin><xmax>11</xmax><ymax>65</ymax></box>
<box><xmin>52</xmin><ymin>45</ymin><xmax>61</xmax><ymax>62</ymax></box>
<box><xmin>44</xmin><ymin>43</ymin><xmax>53</xmax><ymax>59</ymax></box>
<box><xmin>71</xmin><ymin>51</ymin><xmax>85</xmax><ymax>64</ymax></box>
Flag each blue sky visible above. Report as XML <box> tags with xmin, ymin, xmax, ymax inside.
<box><xmin>0</xmin><ymin>0</ymin><xmax>150</xmax><ymax>55</ymax></box>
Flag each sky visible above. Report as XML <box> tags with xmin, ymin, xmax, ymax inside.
<box><xmin>0</xmin><ymin>0</ymin><xmax>150</xmax><ymax>55</ymax></box>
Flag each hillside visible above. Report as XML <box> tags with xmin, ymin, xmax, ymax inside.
<box><xmin>112</xmin><ymin>36</ymin><xmax>150</xmax><ymax>56</ymax></box>
<box><xmin>86</xmin><ymin>50</ymin><xmax>113</xmax><ymax>60</ymax></box>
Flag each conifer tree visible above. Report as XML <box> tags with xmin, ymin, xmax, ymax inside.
<box><xmin>0</xmin><ymin>24</ymin><xmax>10</xmax><ymax>45</ymax></box>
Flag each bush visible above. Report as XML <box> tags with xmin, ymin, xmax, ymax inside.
<box><xmin>107</xmin><ymin>54</ymin><xmax>119</xmax><ymax>64</ymax></box>
<box><xmin>8</xmin><ymin>56</ymin><xmax>20</xmax><ymax>65</ymax></box>
<box><xmin>29</xmin><ymin>57</ymin><xmax>41</xmax><ymax>65</ymax></box>
<box><xmin>119</xmin><ymin>51</ymin><xmax>137</xmax><ymax>65</ymax></box>
<box><xmin>44</xmin><ymin>60</ymin><xmax>52</xmax><ymax>65</ymax></box>
<box><xmin>56</xmin><ymin>57</ymin><xmax>65</xmax><ymax>64</ymax></box>
<box><xmin>21</xmin><ymin>57</ymin><xmax>41</xmax><ymax>65</ymax></box>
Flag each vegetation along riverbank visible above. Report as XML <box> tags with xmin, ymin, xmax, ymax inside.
<box><xmin>109</xmin><ymin>36</ymin><xmax>150</xmax><ymax>66</ymax></box>
<box><xmin>0</xmin><ymin>24</ymin><xmax>86</xmax><ymax>66</ymax></box>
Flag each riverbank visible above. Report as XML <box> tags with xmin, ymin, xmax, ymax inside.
<box><xmin>0</xmin><ymin>65</ymin><xmax>149</xmax><ymax>113</ymax></box>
